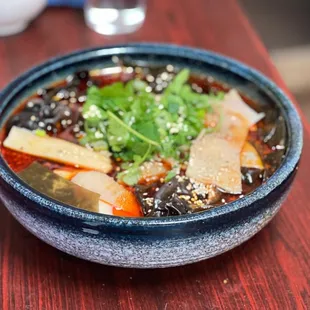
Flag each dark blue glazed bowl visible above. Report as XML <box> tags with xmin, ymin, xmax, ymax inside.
<box><xmin>0</xmin><ymin>44</ymin><xmax>303</xmax><ymax>268</ymax></box>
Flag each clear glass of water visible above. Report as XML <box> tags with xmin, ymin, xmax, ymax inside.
<box><xmin>84</xmin><ymin>0</ymin><xmax>147</xmax><ymax>35</ymax></box>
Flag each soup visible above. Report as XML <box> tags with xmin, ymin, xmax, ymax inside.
<box><xmin>0</xmin><ymin>65</ymin><xmax>286</xmax><ymax>217</ymax></box>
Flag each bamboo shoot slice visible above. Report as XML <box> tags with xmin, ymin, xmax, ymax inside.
<box><xmin>3</xmin><ymin>126</ymin><xmax>112</xmax><ymax>173</ymax></box>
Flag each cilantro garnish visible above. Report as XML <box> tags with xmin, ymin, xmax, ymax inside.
<box><xmin>80</xmin><ymin>69</ymin><xmax>223</xmax><ymax>185</ymax></box>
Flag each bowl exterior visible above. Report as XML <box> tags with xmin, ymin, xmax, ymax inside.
<box><xmin>0</xmin><ymin>170</ymin><xmax>295</xmax><ymax>268</ymax></box>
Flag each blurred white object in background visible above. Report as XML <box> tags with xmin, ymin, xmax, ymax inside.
<box><xmin>84</xmin><ymin>0</ymin><xmax>146</xmax><ymax>35</ymax></box>
<box><xmin>0</xmin><ymin>0</ymin><xmax>47</xmax><ymax>36</ymax></box>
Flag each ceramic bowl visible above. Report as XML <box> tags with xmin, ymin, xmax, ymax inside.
<box><xmin>0</xmin><ymin>0</ymin><xmax>46</xmax><ymax>36</ymax></box>
<box><xmin>0</xmin><ymin>44</ymin><xmax>303</xmax><ymax>268</ymax></box>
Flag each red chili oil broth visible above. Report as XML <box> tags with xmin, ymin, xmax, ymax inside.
<box><xmin>0</xmin><ymin>66</ymin><xmax>286</xmax><ymax>215</ymax></box>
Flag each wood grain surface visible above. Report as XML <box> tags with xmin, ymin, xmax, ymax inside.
<box><xmin>0</xmin><ymin>1</ymin><xmax>309</xmax><ymax>309</ymax></box>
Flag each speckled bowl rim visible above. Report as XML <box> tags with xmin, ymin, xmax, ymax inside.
<box><xmin>0</xmin><ymin>43</ymin><xmax>303</xmax><ymax>227</ymax></box>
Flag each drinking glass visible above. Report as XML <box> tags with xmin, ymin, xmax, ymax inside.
<box><xmin>84</xmin><ymin>0</ymin><xmax>147</xmax><ymax>35</ymax></box>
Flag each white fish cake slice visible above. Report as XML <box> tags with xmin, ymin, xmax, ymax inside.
<box><xmin>186</xmin><ymin>89</ymin><xmax>265</xmax><ymax>194</ymax></box>
<box><xmin>187</xmin><ymin>135</ymin><xmax>242</xmax><ymax>194</ymax></box>
<box><xmin>71</xmin><ymin>171</ymin><xmax>141</xmax><ymax>216</ymax></box>
<box><xmin>222</xmin><ymin>89</ymin><xmax>265</xmax><ymax>126</ymax></box>
<box><xmin>187</xmin><ymin>112</ymin><xmax>249</xmax><ymax>194</ymax></box>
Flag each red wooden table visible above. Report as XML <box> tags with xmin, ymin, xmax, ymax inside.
<box><xmin>0</xmin><ymin>1</ymin><xmax>310</xmax><ymax>309</ymax></box>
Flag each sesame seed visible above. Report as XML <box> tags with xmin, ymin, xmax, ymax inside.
<box><xmin>155</xmin><ymin>77</ymin><xmax>162</xmax><ymax>84</ymax></box>
<box><xmin>126</xmin><ymin>67</ymin><xmax>134</xmax><ymax>74</ymax></box>
<box><xmin>135</xmin><ymin>67</ymin><xmax>142</xmax><ymax>74</ymax></box>
<box><xmin>144</xmin><ymin>198</ymin><xmax>154</xmax><ymax>206</ymax></box>
<box><xmin>179</xmin><ymin>195</ymin><xmax>190</xmax><ymax>201</ymax></box>
<box><xmin>146</xmin><ymin>75</ymin><xmax>155</xmax><ymax>82</ymax></box>
<box><xmin>155</xmin><ymin>85</ymin><xmax>163</xmax><ymax>92</ymax></box>
<box><xmin>166</xmin><ymin>64</ymin><xmax>174</xmax><ymax>72</ymax></box>
<box><xmin>112</xmin><ymin>56</ymin><xmax>119</xmax><ymax>63</ymax></box>
<box><xmin>78</xmin><ymin>95</ymin><xmax>86</xmax><ymax>102</ymax></box>
<box><xmin>275</xmin><ymin>145</ymin><xmax>285</xmax><ymax>150</ymax></box>
<box><xmin>161</xmin><ymin>72</ymin><xmax>169</xmax><ymax>80</ymax></box>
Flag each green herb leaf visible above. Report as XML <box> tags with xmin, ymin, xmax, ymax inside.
<box><xmin>89</xmin><ymin>140</ymin><xmax>109</xmax><ymax>151</ymax></box>
<box><xmin>118</xmin><ymin>166</ymin><xmax>141</xmax><ymax>186</ymax></box>
<box><xmin>165</xmin><ymin>69</ymin><xmax>190</xmax><ymax>94</ymax></box>
<box><xmin>118</xmin><ymin>144</ymin><xmax>152</xmax><ymax>185</ymax></box>
<box><xmin>107</xmin><ymin>114</ymin><xmax>130</xmax><ymax>152</ymax></box>
<box><xmin>134</xmin><ymin>121</ymin><xmax>160</xmax><ymax>143</ymax></box>
<box><xmin>165</xmin><ymin>170</ymin><xmax>177</xmax><ymax>182</ymax></box>
<box><xmin>107</xmin><ymin>111</ymin><xmax>160</xmax><ymax>148</ymax></box>
<box><xmin>81</xmin><ymin>70</ymin><xmax>224</xmax><ymax>185</ymax></box>
<box><xmin>34</xmin><ymin>129</ymin><xmax>46</xmax><ymax>137</ymax></box>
